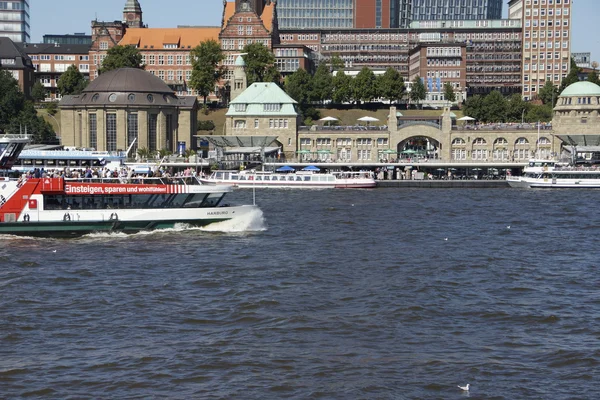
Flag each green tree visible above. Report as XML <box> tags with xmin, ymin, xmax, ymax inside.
<box><xmin>310</xmin><ymin>63</ymin><xmax>333</xmax><ymax>103</ymax></box>
<box><xmin>332</xmin><ymin>71</ymin><xmax>352</xmax><ymax>104</ymax></box>
<box><xmin>351</xmin><ymin>67</ymin><xmax>377</xmax><ymax>103</ymax></box>
<box><xmin>329</xmin><ymin>54</ymin><xmax>344</xmax><ymax>72</ymax></box>
<box><xmin>284</xmin><ymin>68</ymin><xmax>312</xmax><ymax>106</ymax></box>
<box><xmin>57</xmin><ymin>64</ymin><xmax>88</xmax><ymax>96</ymax></box>
<box><xmin>481</xmin><ymin>90</ymin><xmax>507</xmax><ymax>122</ymax></box>
<box><xmin>538</xmin><ymin>80</ymin><xmax>558</xmax><ymax>106</ymax></box>
<box><xmin>45</xmin><ymin>101</ymin><xmax>58</xmax><ymax>116</ymax></box>
<box><xmin>31</xmin><ymin>81</ymin><xmax>47</xmax><ymax>102</ymax></box>
<box><xmin>189</xmin><ymin>39</ymin><xmax>225</xmax><ymax>105</ymax></box>
<box><xmin>588</xmin><ymin>70</ymin><xmax>600</xmax><ymax>86</ymax></box>
<box><xmin>526</xmin><ymin>104</ymin><xmax>553</xmax><ymax>122</ymax></box>
<box><xmin>558</xmin><ymin>57</ymin><xmax>581</xmax><ymax>94</ymax></box>
<box><xmin>99</xmin><ymin>45</ymin><xmax>144</xmax><ymax>74</ymax></box>
<box><xmin>506</xmin><ymin>93</ymin><xmax>530</xmax><ymax>123</ymax></box>
<box><xmin>462</xmin><ymin>94</ymin><xmax>484</xmax><ymax>121</ymax></box>
<box><xmin>443</xmin><ymin>82</ymin><xmax>456</xmax><ymax>106</ymax></box>
<box><xmin>242</xmin><ymin>42</ymin><xmax>280</xmax><ymax>86</ymax></box>
<box><xmin>377</xmin><ymin>67</ymin><xmax>405</xmax><ymax>104</ymax></box>
<box><xmin>0</xmin><ymin>70</ymin><xmax>25</xmax><ymax>130</ymax></box>
<box><xmin>409</xmin><ymin>76</ymin><xmax>426</xmax><ymax>109</ymax></box>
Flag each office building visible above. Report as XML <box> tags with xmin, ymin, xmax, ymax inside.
<box><xmin>411</xmin><ymin>0</ymin><xmax>502</xmax><ymax>21</ymax></box>
<box><xmin>509</xmin><ymin>0</ymin><xmax>573</xmax><ymax>100</ymax></box>
<box><xmin>572</xmin><ymin>52</ymin><xmax>591</xmax><ymax>69</ymax></box>
<box><xmin>20</xmin><ymin>43</ymin><xmax>91</xmax><ymax>101</ymax></box>
<box><xmin>43</xmin><ymin>33</ymin><xmax>92</xmax><ymax>46</ymax></box>
<box><xmin>0</xmin><ymin>0</ymin><xmax>30</xmax><ymax>43</ymax></box>
<box><xmin>277</xmin><ymin>0</ymin><xmax>355</xmax><ymax>29</ymax></box>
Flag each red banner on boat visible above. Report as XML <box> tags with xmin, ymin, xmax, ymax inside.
<box><xmin>64</xmin><ymin>183</ymin><xmax>176</xmax><ymax>195</ymax></box>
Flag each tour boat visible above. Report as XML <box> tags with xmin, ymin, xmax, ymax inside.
<box><xmin>200</xmin><ymin>169</ymin><xmax>377</xmax><ymax>189</ymax></box>
<box><xmin>506</xmin><ymin>159</ymin><xmax>600</xmax><ymax>188</ymax></box>
<box><xmin>0</xmin><ymin>136</ymin><xmax>259</xmax><ymax>236</ymax></box>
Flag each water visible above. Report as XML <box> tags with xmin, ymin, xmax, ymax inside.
<box><xmin>1</xmin><ymin>188</ymin><xmax>599</xmax><ymax>399</ymax></box>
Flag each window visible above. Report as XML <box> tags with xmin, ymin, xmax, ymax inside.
<box><xmin>148</xmin><ymin>114</ymin><xmax>158</xmax><ymax>151</ymax></box>
<box><xmin>106</xmin><ymin>114</ymin><xmax>117</xmax><ymax>152</ymax></box>
<box><xmin>89</xmin><ymin>114</ymin><xmax>97</xmax><ymax>149</ymax></box>
<box><xmin>127</xmin><ymin>113</ymin><xmax>138</xmax><ymax>152</ymax></box>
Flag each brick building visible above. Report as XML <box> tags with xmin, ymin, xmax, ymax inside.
<box><xmin>20</xmin><ymin>43</ymin><xmax>91</xmax><ymax>101</ymax></box>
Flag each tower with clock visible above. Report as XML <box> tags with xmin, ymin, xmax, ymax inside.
<box><xmin>123</xmin><ymin>0</ymin><xmax>144</xmax><ymax>28</ymax></box>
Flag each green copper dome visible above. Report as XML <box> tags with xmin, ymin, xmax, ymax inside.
<box><xmin>559</xmin><ymin>81</ymin><xmax>600</xmax><ymax>97</ymax></box>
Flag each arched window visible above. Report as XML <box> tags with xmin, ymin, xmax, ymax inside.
<box><xmin>473</xmin><ymin>137</ymin><xmax>487</xmax><ymax>145</ymax></box>
<box><xmin>516</xmin><ymin>137</ymin><xmax>529</xmax><ymax>145</ymax></box>
<box><xmin>452</xmin><ymin>138</ymin><xmax>466</xmax><ymax>145</ymax></box>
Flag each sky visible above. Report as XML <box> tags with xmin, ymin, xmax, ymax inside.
<box><xmin>30</xmin><ymin>0</ymin><xmax>600</xmax><ymax>63</ymax></box>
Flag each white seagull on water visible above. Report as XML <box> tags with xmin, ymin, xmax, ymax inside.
<box><xmin>458</xmin><ymin>384</ymin><xmax>470</xmax><ymax>391</ymax></box>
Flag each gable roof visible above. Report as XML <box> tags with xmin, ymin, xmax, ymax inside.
<box><xmin>19</xmin><ymin>43</ymin><xmax>91</xmax><ymax>55</ymax></box>
<box><xmin>227</xmin><ymin>82</ymin><xmax>298</xmax><ymax>117</ymax></box>
<box><xmin>222</xmin><ymin>0</ymin><xmax>274</xmax><ymax>33</ymax></box>
<box><xmin>0</xmin><ymin>37</ymin><xmax>34</xmax><ymax>69</ymax></box>
<box><xmin>120</xmin><ymin>27</ymin><xmax>220</xmax><ymax>49</ymax></box>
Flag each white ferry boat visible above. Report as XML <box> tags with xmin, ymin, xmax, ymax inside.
<box><xmin>200</xmin><ymin>169</ymin><xmax>377</xmax><ymax>189</ymax></box>
<box><xmin>506</xmin><ymin>159</ymin><xmax>600</xmax><ymax>188</ymax></box>
<box><xmin>0</xmin><ymin>136</ymin><xmax>259</xmax><ymax>236</ymax></box>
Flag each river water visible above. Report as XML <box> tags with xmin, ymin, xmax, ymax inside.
<box><xmin>1</xmin><ymin>188</ymin><xmax>599</xmax><ymax>399</ymax></box>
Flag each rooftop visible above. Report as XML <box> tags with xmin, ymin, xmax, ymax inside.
<box><xmin>559</xmin><ymin>81</ymin><xmax>600</xmax><ymax>97</ymax></box>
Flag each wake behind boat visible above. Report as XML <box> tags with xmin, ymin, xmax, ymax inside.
<box><xmin>200</xmin><ymin>169</ymin><xmax>377</xmax><ymax>189</ymax></box>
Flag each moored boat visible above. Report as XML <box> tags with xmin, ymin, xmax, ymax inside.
<box><xmin>506</xmin><ymin>159</ymin><xmax>600</xmax><ymax>188</ymax></box>
<box><xmin>200</xmin><ymin>169</ymin><xmax>377</xmax><ymax>189</ymax></box>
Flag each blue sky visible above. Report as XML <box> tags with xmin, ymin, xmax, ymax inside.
<box><xmin>30</xmin><ymin>0</ymin><xmax>599</xmax><ymax>63</ymax></box>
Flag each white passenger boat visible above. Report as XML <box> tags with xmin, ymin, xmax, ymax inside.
<box><xmin>506</xmin><ymin>159</ymin><xmax>600</xmax><ymax>188</ymax></box>
<box><xmin>0</xmin><ymin>136</ymin><xmax>259</xmax><ymax>236</ymax></box>
<box><xmin>200</xmin><ymin>169</ymin><xmax>377</xmax><ymax>189</ymax></box>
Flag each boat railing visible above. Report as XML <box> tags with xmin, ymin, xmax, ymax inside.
<box><xmin>62</xmin><ymin>176</ymin><xmax>204</xmax><ymax>185</ymax></box>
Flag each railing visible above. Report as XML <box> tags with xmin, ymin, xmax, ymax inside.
<box><xmin>397</xmin><ymin>121</ymin><xmax>441</xmax><ymax>129</ymax></box>
<box><xmin>299</xmin><ymin>125</ymin><xmax>389</xmax><ymax>132</ymax></box>
<box><xmin>452</xmin><ymin>123</ymin><xmax>552</xmax><ymax>131</ymax></box>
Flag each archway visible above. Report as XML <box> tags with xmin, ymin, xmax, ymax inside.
<box><xmin>397</xmin><ymin>136</ymin><xmax>442</xmax><ymax>161</ymax></box>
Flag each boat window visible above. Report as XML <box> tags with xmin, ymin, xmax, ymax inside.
<box><xmin>303</xmin><ymin>176</ymin><xmax>311</xmax><ymax>181</ymax></box>
<box><xmin>182</xmin><ymin>193</ymin><xmax>207</xmax><ymax>208</ymax></box>
<box><xmin>328</xmin><ymin>176</ymin><xmax>335</xmax><ymax>181</ymax></box>
<box><xmin>288</xmin><ymin>176</ymin><xmax>294</xmax><ymax>181</ymax></box>
<box><xmin>296</xmin><ymin>176</ymin><xmax>302</xmax><ymax>181</ymax></box>
<box><xmin>239</xmin><ymin>175</ymin><xmax>246</xmax><ymax>181</ymax></box>
<box><xmin>231</xmin><ymin>175</ymin><xmax>239</xmax><ymax>180</ymax></box>
<box><xmin>256</xmin><ymin>176</ymin><xmax>262</xmax><ymax>181</ymax></box>
<box><xmin>201</xmin><ymin>193</ymin><xmax>224</xmax><ymax>207</ymax></box>
<box><xmin>215</xmin><ymin>172</ymin><xmax>223</xmax><ymax>179</ymax></box>
<box><xmin>264</xmin><ymin>176</ymin><xmax>270</xmax><ymax>181</ymax></box>
<box><xmin>271</xmin><ymin>176</ymin><xmax>277</xmax><ymax>181</ymax></box>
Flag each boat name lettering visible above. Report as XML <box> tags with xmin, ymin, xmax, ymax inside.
<box><xmin>65</xmin><ymin>185</ymin><xmax>169</xmax><ymax>195</ymax></box>
<box><xmin>207</xmin><ymin>211</ymin><xmax>229</xmax><ymax>216</ymax></box>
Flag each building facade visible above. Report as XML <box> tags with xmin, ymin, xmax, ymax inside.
<box><xmin>0</xmin><ymin>0</ymin><xmax>29</xmax><ymax>43</ymax></box>
<box><xmin>509</xmin><ymin>0</ymin><xmax>573</xmax><ymax>100</ymax></box>
<box><xmin>225</xmin><ymin>82</ymin><xmax>299</xmax><ymax>158</ymax></box>
<box><xmin>43</xmin><ymin>33</ymin><xmax>92</xmax><ymax>46</ymax></box>
<box><xmin>411</xmin><ymin>0</ymin><xmax>502</xmax><ymax>21</ymax></box>
<box><xmin>276</xmin><ymin>0</ymin><xmax>355</xmax><ymax>29</ymax></box>
<box><xmin>59</xmin><ymin>68</ymin><xmax>198</xmax><ymax>153</ymax></box>
<box><xmin>0</xmin><ymin>37</ymin><xmax>34</xmax><ymax>96</ymax></box>
<box><xmin>571</xmin><ymin>52</ymin><xmax>591</xmax><ymax>69</ymax></box>
<box><xmin>21</xmin><ymin>43</ymin><xmax>91</xmax><ymax>101</ymax></box>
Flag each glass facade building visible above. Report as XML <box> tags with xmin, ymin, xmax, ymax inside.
<box><xmin>277</xmin><ymin>0</ymin><xmax>354</xmax><ymax>29</ymax></box>
<box><xmin>0</xmin><ymin>0</ymin><xmax>29</xmax><ymax>43</ymax></box>
<box><xmin>411</xmin><ymin>0</ymin><xmax>502</xmax><ymax>21</ymax></box>
<box><xmin>43</xmin><ymin>33</ymin><xmax>92</xmax><ymax>46</ymax></box>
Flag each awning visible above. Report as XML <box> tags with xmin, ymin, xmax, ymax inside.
<box><xmin>223</xmin><ymin>146</ymin><xmax>279</xmax><ymax>154</ymax></box>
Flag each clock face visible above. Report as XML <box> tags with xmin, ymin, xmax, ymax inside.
<box><xmin>127</xmin><ymin>13</ymin><xmax>135</xmax><ymax>20</ymax></box>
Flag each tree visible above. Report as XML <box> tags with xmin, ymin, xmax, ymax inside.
<box><xmin>481</xmin><ymin>90</ymin><xmax>507</xmax><ymax>122</ymax></box>
<box><xmin>57</xmin><ymin>64</ymin><xmax>88</xmax><ymax>96</ymax></box>
<box><xmin>189</xmin><ymin>39</ymin><xmax>225</xmax><ymax>105</ymax></box>
<box><xmin>31</xmin><ymin>81</ymin><xmax>47</xmax><ymax>102</ymax></box>
<box><xmin>462</xmin><ymin>94</ymin><xmax>484</xmax><ymax>121</ymax></box>
<box><xmin>588</xmin><ymin>70</ymin><xmax>600</xmax><ymax>86</ymax></box>
<box><xmin>538</xmin><ymin>80</ymin><xmax>558</xmax><ymax>106</ymax></box>
<box><xmin>0</xmin><ymin>70</ymin><xmax>25</xmax><ymax>130</ymax></box>
<box><xmin>284</xmin><ymin>68</ymin><xmax>312</xmax><ymax>106</ymax></box>
<box><xmin>351</xmin><ymin>67</ymin><xmax>377</xmax><ymax>103</ymax></box>
<box><xmin>377</xmin><ymin>67</ymin><xmax>405</xmax><ymax>104</ymax></box>
<box><xmin>332</xmin><ymin>70</ymin><xmax>352</xmax><ymax>104</ymax></box>
<box><xmin>526</xmin><ymin>104</ymin><xmax>553</xmax><ymax>122</ymax></box>
<box><xmin>506</xmin><ymin>93</ymin><xmax>530</xmax><ymax>123</ymax></box>
<box><xmin>310</xmin><ymin>63</ymin><xmax>333</xmax><ymax>103</ymax></box>
<box><xmin>242</xmin><ymin>42</ymin><xmax>280</xmax><ymax>86</ymax></box>
<box><xmin>558</xmin><ymin>57</ymin><xmax>581</xmax><ymax>94</ymax></box>
<box><xmin>329</xmin><ymin>54</ymin><xmax>344</xmax><ymax>72</ymax></box>
<box><xmin>443</xmin><ymin>82</ymin><xmax>456</xmax><ymax>106</ymax></box>
<box><xmin>99</xmin><ymin>45</ymin><xmax>144</xmax><ymax>74</ymax></box>
<box><xmin>409</xmin><ymin>76</ymin><xmax>426</xmax><ymax>109</ymax></box>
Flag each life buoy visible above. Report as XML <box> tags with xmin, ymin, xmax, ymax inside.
<box><xmin>63</xmin><ymin>213</ymin><xmax>71</xmax><ymax>221</ymax></box>
<box><xmin>23</xmin><ymin>213</ymin><xmax>30</xmax><ymax>222</ymax></box>
<box><xmin>109</xmin><ymin>212</ymin><xmax>118</xmax><ymax>221</ymax></box>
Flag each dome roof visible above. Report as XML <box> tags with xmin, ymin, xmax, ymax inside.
<box><xmin>84</xmin><ymin>68</ymin><xmax>174</xmax><ymax>95</ymax></box>
<box><xmin>559</xmin><ymin>81</ymin><xmax>600</xmax><ymax>97</ymax></box>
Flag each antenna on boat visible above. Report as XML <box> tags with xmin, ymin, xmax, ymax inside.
<box><xmin>125</xmin><ymin>138</ymin><xmax>137</xmax><ymax>158</ymax></box>
<box><xmin>251</xmin><ymin>169</ymin><xmax>256</xmax><ymax>206</ymax></box>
